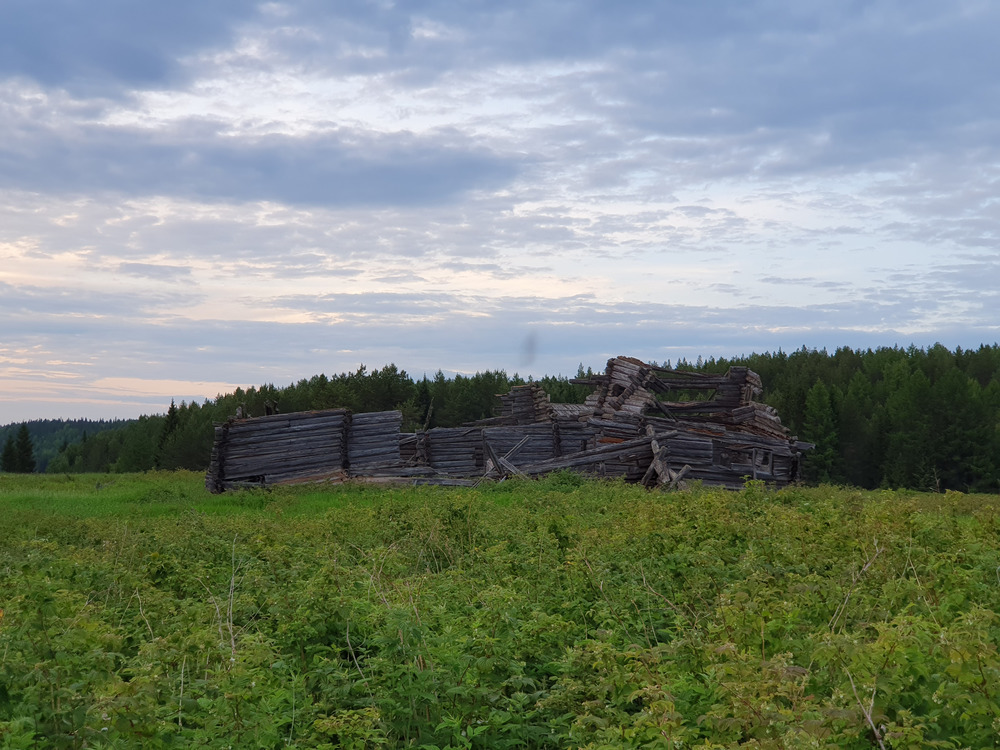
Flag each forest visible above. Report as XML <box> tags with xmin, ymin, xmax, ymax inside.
<box><xmin>2</xmin><ymin>342</ymin><xmax>999</xmax><ymax>493</ymax></box>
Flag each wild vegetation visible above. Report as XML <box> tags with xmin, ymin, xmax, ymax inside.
<box><xmin>2</xmin><ymin>472</ymin><xmax>1000</xmax><ymax>748</ymax></box>
<box><xmin>4</xmin><ymin>342</ymin><xmax>1000</xmax><ymax>491</ymax></box>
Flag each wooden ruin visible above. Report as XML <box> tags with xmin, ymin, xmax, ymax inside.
<box><xmin>206</xmin><ymin>356</ymin><xmax>811</xmax><ymax>492</ymax></box>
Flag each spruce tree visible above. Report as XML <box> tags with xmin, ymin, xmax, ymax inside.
<box><xmin>1</xmin><ymin>435</ymin><xmax>16</xmax><ymax>472</ymax></box>
<box><xmin>14</xmin><ymin>425</ymin><xmax>36</xmax><ymax>473</ymax></box>
<box><xmin>159</xmin><ymin>400</ymin><xmax>180</xmax><ymax>447</ymax></box>
<box><xmin>838</xmin><ymin>372</ymin><xmax>877</xmax><ymax>488</ymax></box>
<box><xmin>156</xmin><ymin>399</ymin><xmax>181</xmax><ymax>469</ymax></box>
<box><xmin>802</xmin><ymin>380</ymin><xmax>838</xmax><ymax>483</ymax></box>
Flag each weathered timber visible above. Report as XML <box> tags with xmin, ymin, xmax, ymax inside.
<box><xmin>348</xmin><ymin>410</ymin><xmax>402</xmax><ymax>474</ymax></box>
<box><xmin>515</xmin><ymin>432</ymin><xmax>675</xmax><ymax>475</ymax></box>
<box><xmin>205</xmin><ymin>408</ymin><xmax>351</xmax><ymax>492</ymax></box>
<box><xmin>207</xmin><ymin>355</ymin><xmax>809</xmax><ymax>492</ymax></box>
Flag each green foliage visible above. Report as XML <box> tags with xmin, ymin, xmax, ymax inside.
<box><xmin>3</xmin><ymin>474</ymin><xmax>1000</xmax><ymax>747</ymax></box>
<box><xmin>537</xmin><ymin>364</ymin><xmax>594</xmax><ymax>405</ymax></box>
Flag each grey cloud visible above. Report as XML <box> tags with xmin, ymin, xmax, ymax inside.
<box><xmin>757</xmin><ymin>277</ymin><xmax>854</xmax><ymax>291</ymax></box>
<box><xmin>760</xmin><ymin>276</ymin><xmax>817</xmax><ymax>285</ymax></box>
<box><xmin>9</xmin><ymin>1</ymin><xmax>999</xmax><ymax>184</ymax></box>
<box><xmin>884</xmin><ymin>256</ymin><xmax>1000</xmax><ymax>300</ymax></box>
<box><xmin>250</xmin><ymin>289</ymin><xmax>964</xmax><ymax>343</ymax></box>
<box><xmin>0</xmin><ymin>118</ymin><xmax>520</xmax><ymax>207</ymax></box>
<box><xmin>0</xmin><ymin>0</ymin><xmax>257</xmax><ymax>96</ymax></box>
<box><xmin>0</xmin><ymin>280</ymin><xmax>202</xmax><ymax>320</ymax></box>
<box><xmin>373</xmin><ymin>272</ymin><xmax>428</xmax><ymax>284</ymax></box>
<box><xmin>6</xmin><ymin>1</ymin><xmax>999</xmax><ymax>234</ymax></box>
<box><xmin>267</xmin><ymin>292</ymin><xmax>458</xmax><ymax>315</ymax></box>
<box><xmin>117</xmin><ymin>262</ymin><xmax>192</xmax><ymax>281</ymax></box>
<box><xmin>434</xmin><ymin>259</ymin><xmax>553</xmax><ymax>279</ymax></box>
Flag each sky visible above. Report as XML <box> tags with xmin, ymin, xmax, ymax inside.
<box><xmin>2</xmin><ymin>0</ymin><xmax>999</xmax><ymax>423</ymax></box>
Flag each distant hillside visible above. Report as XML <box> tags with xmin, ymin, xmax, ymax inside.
<box><xmin>0</xmin><ymin>419</ymin><xmax>132</xmax><ymax>473</ymax></box>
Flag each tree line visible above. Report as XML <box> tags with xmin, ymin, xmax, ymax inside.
<box><xmin>5</xmin><ymin>344</ymin><xmax>999</xmax><ymax>492</ymax></box>
<box><xmin>0</xmin><ymin>418</ymin><xmax>125</xmax><ymax>473</ymax></box>
<box><xmin>36</xmin><ymin>365</ymin><xmax>592</xmax><ymax>475</ymax></box>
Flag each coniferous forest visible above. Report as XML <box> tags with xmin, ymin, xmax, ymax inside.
<box><xmin>3</xmin><ymin>343</ymin><xmax>1000</xmax><ymax>493</ymax></box>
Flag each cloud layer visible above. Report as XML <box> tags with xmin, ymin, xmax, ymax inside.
<box><xmin>1</xmin><ymin>1</ymin><xmax>998</xmax><ymax>421</ymax></box>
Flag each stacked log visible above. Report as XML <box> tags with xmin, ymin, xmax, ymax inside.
<box><xmin>517</xmin><ymin>432</ymin><xmax>662</xmax><ymax>480</ymax></box>
<box><xmin>348</xmin><ymin>411</ymin><xmax>402</xmax><ymax>475</ymax></box>
<box><xmin>551</xmin><ymin>404</ymin><xmax>595</xmax><ymax>455</ymax></box>
<box><xmin>498</xmin><ymin>384</ymin><xmax>553</xmax><ymax>424</ymax></box>
<box><xmin>647</xmin><ymin>366</ymin><xmax>758</xmax><ymax>400</ymax></box>
<box><xmin>587</xmin><ymin>411</ymin><xmax>643</xmax><ymax>442</ymax></box>
<box><xmin>596</xmin><ymin>408</ymin><xmax>652</xmax><ymax>479</ymax></box>
<box><xmin>686</xmin><ymin>431</ymin><xmax>801</xmax><ymax>488</ymax></box>
<box><xmin>575</xmin><ymin>358</ymin><xmax>791</xmax><ymax>440</ymax></box>
<box><xmin>582</xmin><ymin>356</ymin><xmax>658</xmax><ymax>417</ymax></box>
<box><xmin>551</xmin><ymin>403</ymin><xmax>593</xmax><ymax>421</ymax></box>
<box><xmin>205</xmin><ymin>409</ymin><xmax>349</xmax><ymax>492</ymax></box>
<box><xmin>719</xmin><ymin>403</ymin><xmax>790</xmax><ymax>439</ymax></box>
<box><xmin>400</xmin><ymin>431</ymin><xmax>434</xmax><ymax>467</ymax></box>
<box><xmin>425</xmin><ymin>427</ymin><xmax>484</xmax><ymax>475</ymax></box>
<box><xmin>640</xmin><ymin>415</ymin><xmax>800</xmax><ymax>489</ymax></box>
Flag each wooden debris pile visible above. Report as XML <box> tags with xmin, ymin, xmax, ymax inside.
<box><xmin>564</xmin><ymin>356</ymin><xmax>809</xmax><ymax>487</ymax></box>
<box><xmin>206</xmin><ymin>355</ymin><xmax>810</xmax><ymax>492</ymax></box>
<box><xmin>577</xmin><ymin>356</ymin><xmax>786</xmax><ymax>439</ymax></box>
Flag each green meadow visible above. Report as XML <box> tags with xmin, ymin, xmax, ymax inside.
<box><xmin>2</xmin><ymin>473</ymin><xmax>999</xmax><ymax>748</ymax></box>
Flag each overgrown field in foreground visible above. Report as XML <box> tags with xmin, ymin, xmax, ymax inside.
<box><xmin>2</xmin><ymin>473</ymin><xmax>1000</xmax><ymax>749</ymax></box>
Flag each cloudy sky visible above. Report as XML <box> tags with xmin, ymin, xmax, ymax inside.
<box><xmin>2</xmin><ymin>0</ymin><xmax>998</xmax><ymax>422</ymax></box>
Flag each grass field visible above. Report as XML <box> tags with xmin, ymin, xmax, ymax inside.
<box><xmin>2</xmin><ymin>472</ymin><xmax>1000</xmax><ymax>748</ymax></box>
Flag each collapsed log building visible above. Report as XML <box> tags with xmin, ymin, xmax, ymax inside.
<box><xmin>206</xmin><ymin>356</ymin><xmax>811</xmax><ymax>493</ymax></box>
